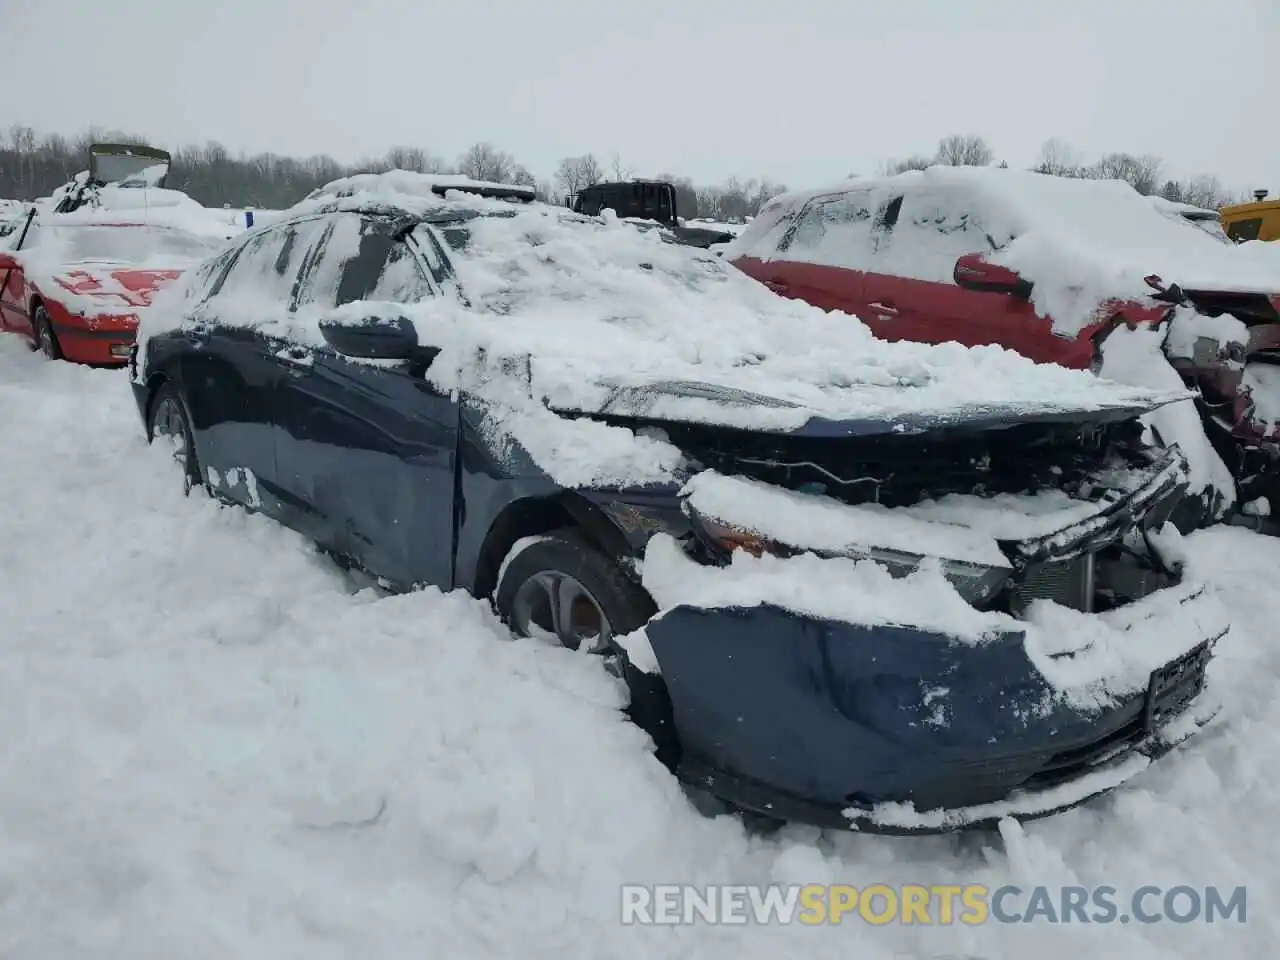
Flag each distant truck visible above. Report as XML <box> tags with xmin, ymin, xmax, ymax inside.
<box><xmin>568</xmin><ymin>179</ymin><xmax>736</xmax><ymax>248</ymax></box>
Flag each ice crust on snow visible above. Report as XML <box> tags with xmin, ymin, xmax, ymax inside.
<box><xmin>139</xmin><ymin>172</ymin><xmax>1184</xmax><ymax>489</ymax></box>
<box><xmin>726</xmin><ymin>165</ymin><xmax>1280</xmax><ymax>337</ymax></box>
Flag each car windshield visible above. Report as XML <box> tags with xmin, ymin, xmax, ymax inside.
<box><xmin>49</xmin><ymin>224</ymin><xmax>224</xmax><ymax>263</ymax></box>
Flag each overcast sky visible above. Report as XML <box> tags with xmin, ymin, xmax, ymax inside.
<box><xmin>4</xmin><ymin>0</ymin><xmax>1276</xmax><ymax>193</ymax></box>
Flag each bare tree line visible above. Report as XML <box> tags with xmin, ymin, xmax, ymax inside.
<box><xmin>884</xmin><ymin>133</ymin><xmax>1245</xmax><ymax>209</ymax></box>
<box><xmin>0</xmin><ymin>124</ymin><xmax>1257</xmax><ymax>222</ymax></box>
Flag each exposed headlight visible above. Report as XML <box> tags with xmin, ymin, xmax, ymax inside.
<box><xmin>845</xmin><ymin>544</ymin><xmax>1012</xmax><ymax>607</ymax></box>
<box><xmin>690</xmin><ymin>512</ymin><xmax>1011</xmax><ymax>606</ymax></box>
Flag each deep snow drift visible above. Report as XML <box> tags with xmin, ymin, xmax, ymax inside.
<box><xmin>0</xmin><ymin>333</ymin><xmax>1275</xmax><ymax>958</ymax></box>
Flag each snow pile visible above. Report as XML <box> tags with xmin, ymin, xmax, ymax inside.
<box><xmin>1</xmin><ymin>333</ymin><xmax>1276</xmax><ymax>958</ymax></box>
<box><xmin>51</xmin><ymin>187</ymin><xmax>241</xmax><ymax>240</ymax></box>
<box><xmin>143</xmin><ymin>176</ymin><xmax>1190</xmax><ymax>488</ymax></box>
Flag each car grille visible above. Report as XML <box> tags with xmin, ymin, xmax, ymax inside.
<box><xmin>1009</xmin><ymin>552</ymin><xmax>1096</xmax><ymax>615</ymax></box>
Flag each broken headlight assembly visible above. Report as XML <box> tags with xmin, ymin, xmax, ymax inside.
<box><xmin>687</xmin><ymin>508</ymin><xmax>1012</xmax><ymax>607</ymax></box>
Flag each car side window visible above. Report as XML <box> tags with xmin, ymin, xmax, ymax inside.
<box><xmin>207</xmin><ymin>218</ymin><xmax>323</xmax><ymax>306</ymax></box>
<box><xmin>189</xmin><ymin>247</ymin><xmax>239</xmax><ymax>303</ymax></box>
<box><xmin>295</xmin><ymin>215</ymin><xmax>434</xmax><ymax>310</ymax></box>
<box><xmin>777</xmin><ymin>191</ymin><xmax>877</xmax><ymax>268</ymax></box>
<box><xmin>867</xmin><ymin>188</ymin><xmax>1003</xmax><ymax>284</ymax></box>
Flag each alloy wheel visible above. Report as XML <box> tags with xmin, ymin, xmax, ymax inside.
<box><xmin>510</xmin><ymin>570</ymin><xmax>614</xmax><ymax>652</ymax></box>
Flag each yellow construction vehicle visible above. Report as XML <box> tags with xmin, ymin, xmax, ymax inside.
<box><xmin>1220</xmin><ymin>189</ymin><xmax>1280</xmax><ymax>242</ymax></box>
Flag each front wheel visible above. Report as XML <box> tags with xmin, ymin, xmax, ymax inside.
<box><xmin>32</xmin><ymin>306</ymin><xmax>61</xmax><ymax>360</ymax></box>
<box><xmin>494</xmin><ymin>528</ymin><xmax>680</xmax><ymax>766</ymax></box>
<box><xmin>494</xmin><ymin>528</ymin><xmax>654</xmax><ymax>652</ymax></box>
<box><xmin>147</xmin><ymin>382</ymin><xmax>202</xmax><ymax>494</ymax></box>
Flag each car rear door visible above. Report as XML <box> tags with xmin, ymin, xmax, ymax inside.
<box><xmin>178</xmin><ymin>217</ymin><xmax>325</xmax><ymax>513</ymax></box>
<box><xmin>271</xmin><ymin>213</ymin><xmax>459</xmax><ymax>590</ymax></box>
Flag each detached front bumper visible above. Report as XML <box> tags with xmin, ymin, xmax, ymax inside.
<box><xmin>644</xmin><ymin>577</ymin><xmax>1227</xmax><ymax>834</ymax></box>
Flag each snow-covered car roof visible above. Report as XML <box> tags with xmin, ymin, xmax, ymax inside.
<box><xmin>304</xmin><ymin>170</ymin><xmax>537</xmax><ymax>205</ymax></box>
<box><xmin>728</xmin><ymin>167</ymin><xmax>1280</xmax><ymax>334</ymax></box>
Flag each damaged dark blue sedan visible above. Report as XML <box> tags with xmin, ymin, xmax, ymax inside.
<box><xmin>130</xmin><ymin>172</ymin><xmax>1229</xmax><ymax>834</ymax></box>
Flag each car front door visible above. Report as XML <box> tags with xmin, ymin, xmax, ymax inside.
<box><xmin>271</xmin><ymin>213</ymin><xmax>459</xmax><ymax>590</ymax></box>
<box><xmin>758</xmin><ymin>190</ymin><xmax>876</xmax><ymax>314</ymax></box>
<box><xmin>0</xmin><ymin>252</ymin><xmax>28</xmax><ymax>334</ymax></box>
<box><xmin>178</xmin><ymin>217</ymin><xmax>326</xmax><ymax>512</ymax></box>
<box><xmin>860</xmin><ymin>187</ymin><xmax>1058</xmax><ymax>361</ymax></box>
<box><xmin>0</xmin><ymin>220</ymin><xmax>40</xmax><ymax>337</ymax></box>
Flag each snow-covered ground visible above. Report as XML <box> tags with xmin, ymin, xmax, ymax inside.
<box><xmin>0</xmin><ymin>331</ymin><xmax>1275</xmax><ymax>958</ymax></box>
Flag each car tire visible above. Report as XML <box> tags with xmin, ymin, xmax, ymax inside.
<box><xmin>32</xmin><ymin>306</ymin><xmax>61</xmax><ymax>361</ymax></box>
<box><xmin>494</xmin><ymin>528</ymin><xmax>655</xmax><ymax>652</ymax></box>
<box><xmin>146</xmin><ymin>381</ymin><xmax>202</xmax><ymax>494</ymax></box>
<box><xmin>493</xmin><ymin>527</ymin><xmax>681</xmax><ymax>767</ymax></box>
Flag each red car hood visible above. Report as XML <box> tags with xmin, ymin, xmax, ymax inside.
<box><xmin>52</xmin><ymin>265</ymin><xmax>184</xmax><ymax>309</ymax></box>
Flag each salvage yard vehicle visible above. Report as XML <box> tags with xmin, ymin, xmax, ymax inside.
<box><xmin>49</xmin><ymin>142</ymin><xmax>173</xmax><ymax>215</ymax></box>
<box><xmin>1219</xmin><ymin>189</ymin><xmax>1280</xmax><ymax>243</ymax></box>
<box><xmin>570</xmin><ymin>179</ymin><xmax>737</xmax><ymax>248</ymax></box>
<box><xmin>0</xmin><ymin>213</ymin><xmax>226</xmax><ymax>364</ymax></box>
<box><xmin>131</xmin><ymin>172</ymin><xmax>1228</xmax><ymax>833</ymax></box>
<box><xmin>726</xmin><ymin>167</ymin><xmax>1280</xmax><ymax>528</ymax></box>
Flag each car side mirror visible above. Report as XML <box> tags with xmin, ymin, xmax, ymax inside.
<box><xmin>319</xmin><ymin>314</ymin><xmax>422</xmax><ymax>360</ymax></box>
<box><xmin>953</xmin><ymin>253</ymin><xmax>1033</xmax><ymax>298</ymax></box>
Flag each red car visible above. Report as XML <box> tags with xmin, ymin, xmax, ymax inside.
<box><xmin>726</xmin><ymin>167</ymin><xmax>1280</xmax><ymax>522</ymax></box>
<box><xmin>0</xmin><ymin>216</ymin><xmax>225</xmax><ymax>365</ymax></box>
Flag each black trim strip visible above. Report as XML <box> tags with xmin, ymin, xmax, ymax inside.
<box><xmin>49</xmin><ymin>321</ymin><xmax>135</xmax><ymax>341</ymax></box>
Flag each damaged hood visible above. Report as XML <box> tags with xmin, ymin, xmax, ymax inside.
<box><xmin>539</xmin><ymin>375</ymin><xmax>1191</xmax><ymax>437</ymax></box>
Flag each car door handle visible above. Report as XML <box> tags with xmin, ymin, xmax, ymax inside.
<box><xmin>869</xmin><ymin>301</ymin><xmax>899</xmax><ymax>316</ymax></box>
<box><xmin>764</xmin><ymin>280</ymin><xmax>790</xmax><ymax>294</ymax></box>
